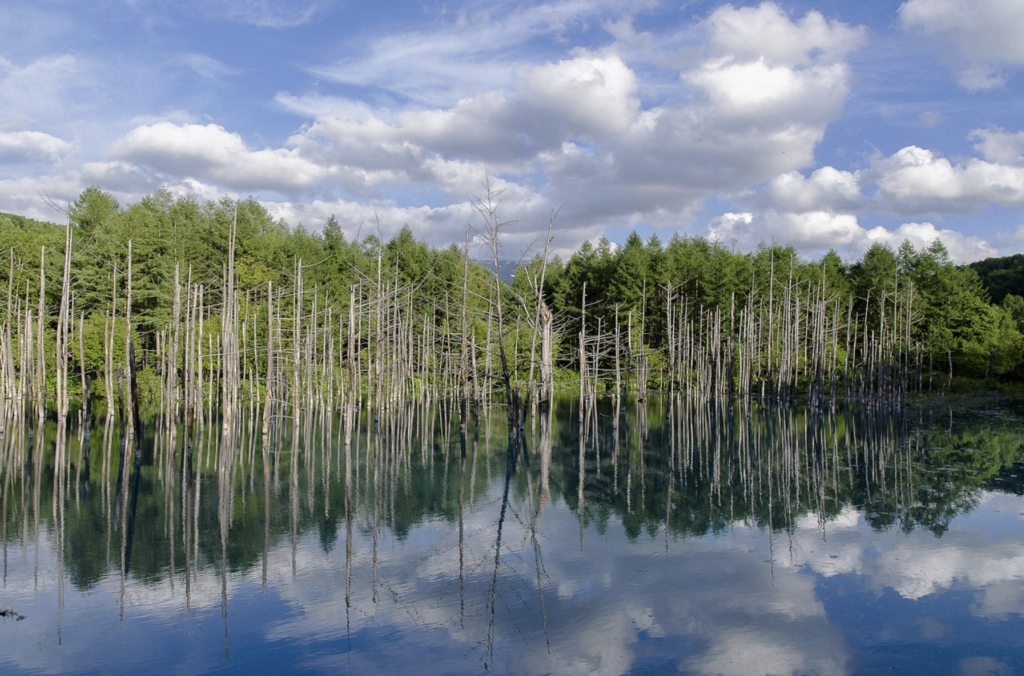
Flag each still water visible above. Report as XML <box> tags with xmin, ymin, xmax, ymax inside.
<box><xmin>2</xmin><ymin>396</ymin><xmax>1024</xmax><ymax>675</ymax></box>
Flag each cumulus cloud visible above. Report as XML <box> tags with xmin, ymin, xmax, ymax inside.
<box><xmin>684</xmin><ymin>58</ymin><xmax>850</xmax><ymax>127</ymax></box>
<box><xmin>971</xmin><ymin>127</ymin><xmax>1024</xmax><ymax>165</ymax></box>
<box><xmin>80</xmin><ymin>160</ymin><xmax>157</xmax><ymax>196</ymax></box>
<box><xmin>704</xmin><ymin>208</ymin><xmax>996</xmax><ymax>264</ymax></box>
<box><xmin>705</xmin><ymin>210</ymin><xmax>863</xmax><ymax>259</ymax></box>
<box><xmin>756</xmin><ymin>167</ymin><xmax>864</xmax><ymax>212</ymax></box>
<box><xmin>870</xmin><ymin>145</ymin><xmax>1024</xmax><ymax>214</ymax></box>
<box><xmin>518</xmin><ymin>53</ymin><xmax>640</xmax><ymax>138</ymax></box>
<box><xmin>274</xmin><ymin>1</ymin><xmax>867</xmax><ymax>248</ymax></box>
<box><xmin>687</xmin><ymin>3</ymin><xmax>863</xmax><ymax>130</ymax></box>
<box><xmin>289</xmin><ymin>51</ymin><xmax>640</xmax><ymax>177</ymax></box>
<box><xmin>723</xmin><ymin>129</ymin><xmax>1024</xmax><ymax>262</ymax></box>
<box><xmin>864</xmin><ymin>221</ymin><xmax>998</xmax><ymax>262</ymax></box>
<box><xmin>110</xmin><ymin>122</ymin><xmax>327</xmax><ymax>193</ymax></box>
<box><xmin>704</xmin><ymin>2</ymin><xmax>866</xmax><ymax>66</ymax></box>
<box><xmin>899</xmin><ymin>0</ymin><xmax>1024</xmax><ymax>89</ymax></box>
<box><xmin>531</xmin><ymin>4</ymin><xmax>864</xmax><ymax>233</ymax></box>
<box><xmin>0</xmin><ymin>130</ymin><xmax>74</xmax><ymax>165</ymax></box>
<box><xmin>0</xmin><ymin>1</ymin><xmax>882</xmax><ymax>260</ymax></box>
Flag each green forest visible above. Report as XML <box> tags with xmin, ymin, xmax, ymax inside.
<box><xmin>2</xmin><ymin>186</ymin><xmax>1024</xmax><ymax>414</ymax></box>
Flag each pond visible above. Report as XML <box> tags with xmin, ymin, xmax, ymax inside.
<box><xmin>2</xmin><ymin>396</ymin><xmax>1024</xmax><ymax>675</ymax></box>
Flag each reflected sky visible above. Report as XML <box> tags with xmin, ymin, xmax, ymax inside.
<box><xmin>1</xmin><ymin>398</ymin><xmax>1023</xmax><ymax>675</ymax></box>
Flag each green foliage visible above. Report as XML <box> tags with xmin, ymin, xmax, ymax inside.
<box><xmin>969</xmin><ymin>252</ymin><xmax>1024</xmax><ymax>304</ymax></box>
<box><xmin>5</xmin><ymin>188</ymin><xmax>1024</xmax><ymax>398</ymax></box>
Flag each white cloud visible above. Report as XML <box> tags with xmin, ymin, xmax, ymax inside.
<box><xmin>722</xmin><ymin>135</ymin><xmax>1024</xmax><ymax>262</ymax></box>
<box><xmin>865</xmin><ymin>221</ymin><xmax>998</xmax><ymax>262</ymax></box>
<box><xmin>871</xmin><ymin>145</ymin><xmax>1024</xmax><ymax>214</ymax></box>
<box><xmin>994</xmin><ymin>224</ymin><xmax>1024</xmax><ymax>251</ymax></box>
<box><xmin>0</xmin><ymin>1</ymin><xmax>871</xmax><ymax>260</ymax></box>
<box><xmin>80</xmin><ymin>160</ymin><xmax>156</xmax><ymax>196</ymax></box>
<box><xmin>289</xmin><ymin>51</ymin><xmax>641</xmax><ymax>176</ymax></box>
<box><xmin>2</xmin><ymin>0</ymin><xmax>1022</xmax><ymax>268</ymax></box>
<box><xmin>519</xmin><ymin>5</ymin><xmax>864</xmax><ymax>236</ymax></box>
<box><xmin>22</xmin><ymin>0</ymin><xmax>1014</xmax><ymax>267</ymax></box>
<box><xmin>518</xmin><ymin>52</ymin><xmax>640</xmax><ymax>137</ymax></box>
<box><xmin>704</xmin><ymin>2</ymin><xmax>866</xmax><ymax>67</ymax></box>
<box><xmin>275</xmin><ymin>93</ymin><xmax>375</xmax><ymax>120</ymax></box>
<box><xmin>110</xmin><ymin>122</ymin><xmax>327</xmax><ymax>193</ymax></box>
<box><xmin>759</xmin><ymin>167</ymin><xmax>864</xmax><ymax>212</ymax></box>
<box><xmin>705</xmin><ymin>210</ymin><xmax>863</xmax><ymax>258</ymax></box>
<box><xmin>899</xmin><ymin>0</ymin><xmax>1024</xmax><ymax>89</ymax></box>
<box><xmin>685</xmin><ymin>58</ymin><xmax>851</xmax><ymax>126</ymax></box>
<box><xmin>704</xmin><ymin>210</ymin><xmax>996</xmax><ymax>264</ymax></box>
<box><xmin>298</xmin><ymin>0</ymin><xmax>863</xmax><ymax>244</ymax></box>
<box><xmin>0</xmin><ymin>52</ymin><xmax>160</xmax><ymax>164</ymax></box>
<box><xmin>0</xmin><ymin>130</ymin><xmax>74</xmax><ymax>165</ymax></box>
<box><xmin>971</xmin><ymin>127</ymin><xmax>1024</xmax><ymax>165</ymax></box>
<box><xmin>0</xmin><ymin>173</ymin><xmax>86</xmax><ymax>220</ymax></box>
<box><xmin>958</xmin><ymin>657</ymin><xmax>1014</xmax><ymax>676</ymax></box>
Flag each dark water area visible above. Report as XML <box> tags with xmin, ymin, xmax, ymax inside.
<box><xmin>2</xmin><ymin>396</ymin><xmax>1024</xmax><ymax>675</ymax></box>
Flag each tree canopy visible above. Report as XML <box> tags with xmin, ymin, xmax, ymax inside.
<box><xmin>2</xmin><ymin>187</ymin><xmax>1022</xmax><ymax>407</ymax></box>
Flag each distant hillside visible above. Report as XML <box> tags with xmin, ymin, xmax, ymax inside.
<box><xmin>0</xmin><ymin>211</ymin><xmax>61</xmax><ymax>230</ymax></box>
<box><xmin>969</xmin><ymin>254</ymin><xmax>1024</xmax><ymax>304</ymax></box>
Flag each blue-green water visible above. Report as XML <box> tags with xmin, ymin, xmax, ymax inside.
<box><xmin>2</xmin><ymin>397</ymin><xmax>1024</xmax><ymax>675</ymax></box>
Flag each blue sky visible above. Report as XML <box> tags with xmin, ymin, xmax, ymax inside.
<box><xmin>2</xmin><ymin>0</ymin><xmax>1024</xmax><ymax>263</ymax></box>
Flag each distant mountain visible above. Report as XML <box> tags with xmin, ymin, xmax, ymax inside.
<box><xmin>471</xmin><ymin>258</ymin><xmax>519</xmax><ymax>284</ymax></box>
<box><xmin>969</xmin><ymin>254</ymin><xmax>1024</xmax><ymax>304</ymax></box>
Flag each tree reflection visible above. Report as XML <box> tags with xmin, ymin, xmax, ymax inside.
<box><xmin>0</xmin><ymin>396</ymin><xmax>1022</xmax><ymax>598</ymax></box>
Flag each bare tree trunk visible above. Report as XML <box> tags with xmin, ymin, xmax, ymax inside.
<box><xmin>35</xmin><ymin>247</ymin><xmax>46</xmax><ymax>421</ymax></box>
<box><xmin>221</xmin><ymin>206</ymin><xmax>238</xmax><ymax>429</ymax></box>
<box><xmin>56</xmin><ymin>223</ymin><xmax>72</xmax><ymax>420</ymax></box>
<box><xmin>539</xmin><ymin>300</ymin><xmax>553</xmax><ymax>406</ymax></box>
<box><xmin>262</xmin><ymin>281</ymin><xmax>275</xmax><ymax>450</ymax></box>
<box><xmin>526</xmin><ymin>210</ymin><xmax>557</xmax><ymax>404</ymax></box>
<box><xmin>579</xmin><ymin>282</ymin><xmax>586</xmax><ymax>422</ymax></box>
<box><xmin>124</xmin><ymin>240</ymin><xmax>134</xmax><ymax>441</ymax></box>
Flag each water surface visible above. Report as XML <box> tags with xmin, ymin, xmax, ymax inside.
<box><xmin>2</xmin><ymin>397</ymin><xmax>1024</xmax><ymax>675</ymax></box>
